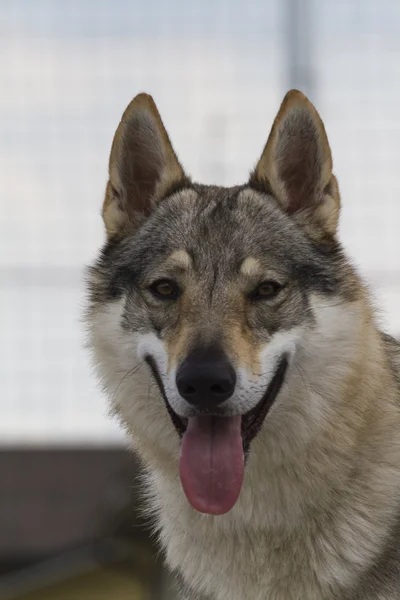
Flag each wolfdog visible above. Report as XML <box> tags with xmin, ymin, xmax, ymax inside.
<box><xmin>85</xmin><ymin>90</ymin><xmax>400</xmax><ymax>599</ymax></box>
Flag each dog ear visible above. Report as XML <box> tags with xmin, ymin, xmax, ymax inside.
<box><xmin>250</xmin><ymin>90</ymin><xmax>340</xmax><ymax>239</ymax></box>
<box><xmin>103</xmin><ymin>93</ymin><xmax>190</xmax><ymax>238</ymax></box>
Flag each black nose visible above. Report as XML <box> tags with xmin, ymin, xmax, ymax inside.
<box><xmin>176</xmin><ymin>347</ymin><xmax>236</xmax><ymax>409</ymax></box>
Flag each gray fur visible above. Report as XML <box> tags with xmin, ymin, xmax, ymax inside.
<box><xmin>85</xmin><ymin>91</ymin><xmax>400</xmax><ymax>600</ymax></box>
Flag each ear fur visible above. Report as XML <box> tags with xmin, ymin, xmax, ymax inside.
<box><xmin>103</xmin><ymin>93</ymin><xmax>190</xmax><ymax>238</ymax></box>
<box><xmin>250</xmin><ymin>89</ymin><xmax>340</xmax><ymax>238</ymax></box>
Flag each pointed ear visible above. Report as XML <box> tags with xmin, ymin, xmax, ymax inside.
<box><xmin>250</xmin><ymin>90</ymin><xmax>340</xmax><ymax>238</ymax></box>
<box><xmin>103</xmin><ymin>93</ymin><xmax>190</xmax><ymax>238</ymax></box>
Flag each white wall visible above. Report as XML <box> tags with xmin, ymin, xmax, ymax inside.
<box><xmin>1</xmin><ymin>0</ymin><xmax>399</xmax><ymax>444</ymax></box>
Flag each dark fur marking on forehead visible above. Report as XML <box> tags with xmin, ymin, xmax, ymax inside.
<box><xmin>191</xmin><ymin>183</ymin><xmax>248</xmax><ymax>217</ymax></box>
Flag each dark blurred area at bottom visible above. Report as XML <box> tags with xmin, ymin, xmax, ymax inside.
<box><xmin>0</xmin><ymin>448</ymin><xmax>177</xmax><ymax>599</ymax></box>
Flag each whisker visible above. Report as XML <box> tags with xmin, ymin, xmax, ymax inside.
<box><xmin>314</xmin><ymin>300</ymin><xmax>345</xmax><ymax>310</ymax></box>
<box><xmin>110</xmin><ymin>361</ymin><xmax>144</xmax><ymax>404</ymax></box>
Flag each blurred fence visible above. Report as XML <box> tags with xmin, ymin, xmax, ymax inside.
<box><xmin>1</xmin><ymin>0</ymin><xmax>400</xmax><ymax>446</ymax></box>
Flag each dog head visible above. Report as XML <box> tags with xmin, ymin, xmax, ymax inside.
<box><xmin>86</xmin><ymin>91</ymin><xmax>360</xmax><ymax>515</ymax></box>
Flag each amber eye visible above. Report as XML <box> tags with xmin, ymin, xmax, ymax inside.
<box><xmin>149</xmin><ymin>279</ymin><xmax>180</xmax><ymax>300</ymax></box>
<box><xmin>251</xmin><ymin>280</ymin><xmax>283</xmax><ymax>301</ymax></box>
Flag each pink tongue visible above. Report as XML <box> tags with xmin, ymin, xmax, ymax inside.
<box><xmin>179</xmin><ymin>416</ymin><xmax>244</xmax><ymax>515</ymax></box>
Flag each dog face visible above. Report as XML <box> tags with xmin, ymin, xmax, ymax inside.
<box><xmin>86</xmin><ymin>91</ymin><xmax>358</xmax><ymax>515</ymax></box>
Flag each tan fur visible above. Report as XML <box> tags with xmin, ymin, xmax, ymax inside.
<box><xmin>104</xmin><ymin>93</ymin><xmax>188</xmax><ymax>238</ymax></box>
<box><xmin>252</xmin><ymin>90</ymin><xmax>340</xmax><ymax>239</ymax></box>
<box><xmin>240</xmin><ymin>257</ymin><xmax>263</xmax><ymax>278</ymax></box>
<box><xmin>149</xmin><ymin>299</ymin><xmax>400</xmax><ymax>600</ymax></box>
<box><xmin>87</xmin><ymin>293</ymin><xmax>400</xmax><ymax>599</ymax></box>
<box><xmin>164</xmin><ymin>306</ymin><xmax>261</xmax><ymax>375</ymax></box>
<box><xmin>165</xmin><ymin>319</ymin><xmax>195</xmax><ymax>373</ymax></box>
<box><xmin>86</xmin><ymin>90</ymin><xmax>400</xmax><ymax>600</ymax></box>
<box><xmin>102</xmin><ymin>180</ymin><xmax>133</xmax><ymax>239</ymax></box>
<box><xmin>167</xmin><ymin>249</ymin><xmax>192</xmax><ymax>271</ymax></box>
<box><xmin>224</xmin><ymin>318</ymin><xmax>261</xmax><ymax>375</ymax></box>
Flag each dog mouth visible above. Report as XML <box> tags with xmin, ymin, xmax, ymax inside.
<box><xmin>145</xmin><ymin>355</ymin><xmax>288</xmax><ymax>516</ymax></box>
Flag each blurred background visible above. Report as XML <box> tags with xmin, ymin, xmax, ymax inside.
<box><xmin>0</xmin><ymin>0</ymin><xmax>399</xmax><ymax>598</ymax></box>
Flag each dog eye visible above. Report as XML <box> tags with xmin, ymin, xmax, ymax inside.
<box><xmin>149</xmin><ymin>279</ymin><xmax>180</xmax><ymax>300</ymax></box>
<box><xmin>251</xmin><ymin>281</ymin><xmax>282</xmax><ymax>301</ymax></box>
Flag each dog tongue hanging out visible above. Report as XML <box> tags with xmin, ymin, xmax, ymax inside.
<box><xmin>86</xmin><ymin>90</ymin><xmax>400</xmax><ymax>599</ymax></box>
<box><xmin>179</xmin><ymin>416</ymin><xmax>244</xmax><ymax>515</ymax></box>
